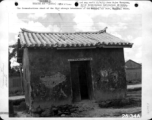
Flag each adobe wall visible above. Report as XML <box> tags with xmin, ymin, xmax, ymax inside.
<box><xmin>125</xmin><ymin>68</ymin><xmax>141</xmax><ymax>83</ymax></box>
<box><xmin>22</xmin><ymin>48</ymin><xmax>31</xmax><ymax>109</ymax></box>
<box><xmin>28</xmin><ymin>48</ymin><xmax>126</xmax><ymax>111</ymax></box>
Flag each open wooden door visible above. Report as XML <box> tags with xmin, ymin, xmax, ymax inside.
<box><xmin>85</xmin><ymin>61</ymin><xmax>93</xmax><ymax>99</ymax></box>
<box><xmin>70</xmin><ymin>62</ymin><xmax>81</xmax><ymax>102</ymax></box>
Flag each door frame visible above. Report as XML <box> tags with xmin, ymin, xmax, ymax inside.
<box><xmin>69</xmin><ymin>58</ymin><xmax>93</xmax><ymax>102</ymax></box>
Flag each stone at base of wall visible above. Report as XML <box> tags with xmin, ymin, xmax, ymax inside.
<box><xmin>31</xmin><ymin>104</ymin><xmax>79</xmax><ymax>117</ymax></box>
<box><xmin>98</xmin><ymin>98</ymin><xmax>135</xmax><ymax>108</ymax></box>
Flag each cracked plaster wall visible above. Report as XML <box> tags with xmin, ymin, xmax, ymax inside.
<box><xmin>26</xmin><ymin>48</ymin><xmax>126</xmax><ymax>110</ymax></box>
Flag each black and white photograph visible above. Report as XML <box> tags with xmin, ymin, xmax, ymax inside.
<box><xmin>8</xmin><ymin>13</ymin><xmax>142</xmax><ymax>117</ymax></box>
<box><xmin>0</xmin><ymin>1</ymin><xmax>152</xmax><ymax>119</ymax></box>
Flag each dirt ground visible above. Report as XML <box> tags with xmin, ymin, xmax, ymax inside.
<box><xmin>77</xmin><ymin>89</ymin><xmax>141</xmax><ymax>117</ymax></box>
<box><xmin>12</xmin><ymin>88</ymin><xmax>141</xmax><ymax>117</ymax></box>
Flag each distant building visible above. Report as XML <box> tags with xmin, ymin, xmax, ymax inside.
<box><xmin>17</xmin><ymin>28</ymin><xmax>133</xmax><ymax>112</ymax></box>
<box><xmin>125</xmin><ymin>60</ymin><xmax>142</xmax><ymax>84</ymax></box>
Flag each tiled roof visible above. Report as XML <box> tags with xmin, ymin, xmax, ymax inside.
<box><xmin>18</xmin><ymin>28</ymin><xmax>133</xmax><ymax>48</ymax></box>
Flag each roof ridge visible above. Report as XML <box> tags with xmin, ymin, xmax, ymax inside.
<box><xmin>126</xmin><ymin>59</ymin><xmax>141</xmax><ymax>66</ymax></box>
<box><xmin>20</xmin><ymin>27</ymin><xmax>107</xmax><ymax>34</ymax></box>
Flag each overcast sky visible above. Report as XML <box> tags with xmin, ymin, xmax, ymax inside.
<box><xmin>8</xmin><ymin>13</ymin><xmax>142</xmax><ymax>64</ymax></box>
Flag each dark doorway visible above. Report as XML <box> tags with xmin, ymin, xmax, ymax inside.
<box><xmin>78</xmin><ymin>62</ymin><xmax>89</xmax><ymax>99</ymax></box>
<box><xmin>70</xmin><ymin>61</ymin><xmax>93</xmax><ymax>102</ymax></box>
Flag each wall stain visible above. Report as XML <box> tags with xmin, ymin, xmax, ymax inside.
<box><xmin>98</xmin><ymin>68</ymin><xmax>119</xmax><ymax>91</ymax></box>
<box><xmin>60</xmin><ymin>88</ymin><xmax>67</xmax><ymax>97</ymax></box>
<box><xmin>40</xmin><ymin>72</ymin><xmax>66</xmax><ymax>88</ymax></box>
<box><xmin>31</xmin><ymin>82</ymin><xmax>48</xmax><ymax>99</ymax></box>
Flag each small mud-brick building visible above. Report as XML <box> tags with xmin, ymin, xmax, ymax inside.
<box><xmin>125</xmin><ymin>60</ymin><xmax>142</xmax><ymax>84</ymax></box>
<box><xmin>17</xmin><ymin>28</ymin><xmax>133</xmax><ymax>111</ymax></box>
